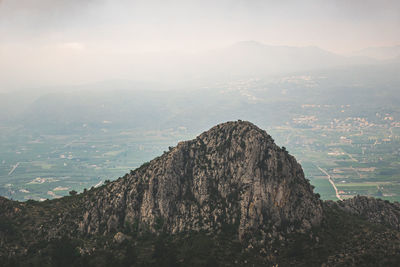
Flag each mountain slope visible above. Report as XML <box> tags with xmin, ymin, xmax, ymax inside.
<box><xmin>191</xmin><ymin>41</ymin><xmax>376</xmax><ymax>79</ymax></box>
<box><xmin>0</xmin><ymin>121</ymin><xmax>399</xmax><ymax>266</ymax></box>
<box><xmin>352</xmin><ymin>45</ymin><xmax>400</xmax><ymax>60</ymax></box>
<box><xmin>79</xmin><ymin>120</ymin><xmax>322</xmax><ymax>240</ymax></box>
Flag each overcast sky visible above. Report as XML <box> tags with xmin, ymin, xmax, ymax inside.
<box><xmin>0</xmin><ymin>0</ymin><xmax>399</xmax><ymax>90</ymax></box>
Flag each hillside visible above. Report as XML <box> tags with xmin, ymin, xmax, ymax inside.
<box><xmin>0</xmin><ymin>121</ymin><xmax>399</xmax><ymax>266</ymax></box>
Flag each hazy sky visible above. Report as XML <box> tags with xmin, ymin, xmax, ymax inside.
<box><xmin>0</xmin><ymin>0</ymin><xmax>399</xmax><ymax>90</ymax></box>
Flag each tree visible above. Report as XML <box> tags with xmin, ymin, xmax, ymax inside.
<box><xmin>50</xmin><ymin>237</ymin><xmax>80</xmax><ymax>267</ymax></box>
<box><xmin>69</xmin><ymin>190</ymin><xmax>77</xmax><ymax>196</ymax></box>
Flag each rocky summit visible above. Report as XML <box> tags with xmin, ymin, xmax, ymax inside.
<box><xmin>80</xmin><ymin>120</ymin><xmax>322</xmax><ymax>240</ymax></box>
<box><xmin>0</xmin><ymin>121</ymin><xmax>399</xmax><ymax>266</ymax></box>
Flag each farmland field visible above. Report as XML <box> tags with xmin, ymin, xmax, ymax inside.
<box><xmin>2</xmin><ymin>107</ymin><xmax>399</xmax><ymax>202</ymax></box>
<box><xmin>268</xmin><ymin>104</ymin><xmax>400</xmax><ymax>202</ymax></box>
<box><xmin>1</xmin><ymin>74</ymin><xmax>400</xmax><ymax>202</ymax></box>
<box><xmin>0</xmin><ymin>127</ymin><xmax>192</xmax><ymax>201</ymax></box>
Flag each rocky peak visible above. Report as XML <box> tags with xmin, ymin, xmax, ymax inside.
<box><xmin>80</xmin><ymin>120</ymin><xmax>323</xmax><ymax>244</ymax></box>
<box><xmin>2</xmin><ymin>121</ymin><xmax>399</xmax><ymax>266</ymax></box>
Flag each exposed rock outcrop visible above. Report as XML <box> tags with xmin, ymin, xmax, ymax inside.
<box><xmin>1</xmin><ymin>121</ymin><xmax>399</xmax><ymax>266</ymax></box>
<box><xmin>79</xmin><ymin>121</ymin><xmax>323</xmax><ymax>243</ymax></box>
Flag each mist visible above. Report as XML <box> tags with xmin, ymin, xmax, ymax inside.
<box><xmin>1</xmin><ymin>0</ymin><xmax>400</xmax><ymax>205</ymax></box>
<box><xmin>0</xmin><ymin>0</ymin><xmax>399</xmax><ymax>91</ymax></box>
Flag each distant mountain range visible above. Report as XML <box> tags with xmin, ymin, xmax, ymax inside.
<box><xmin>2</xmin><ymin>41</ymin><xmax>396</xmax><ymax>91</ymax></box>
<box><xmin>181</xmin><ymin>41</ymin><xmax>379</xmax><ymax>81</ymax></box>
<box><xmin>0</xmin><ymin>41</ymin><xmax>399</xmax><ymax>138</ymax></box>
<box><xmin>351</xmin><ymin>45</ymin><xmax>400</xmax><ymax>60</ymax></box>
<box><xmin>0</xmin><ymin>53</ymin><xmax>398</xmax><ymax>135</ymax></box>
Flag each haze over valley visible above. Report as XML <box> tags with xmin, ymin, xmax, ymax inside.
<box><xmin>1</xmin><ymin>0</ymin><xmax>400</xmax><ymax>201</ymax></box>
<box><xmin>1</xmin><ymin>50</ymin><xmax>400</xmax><ymax>202</ymax></box>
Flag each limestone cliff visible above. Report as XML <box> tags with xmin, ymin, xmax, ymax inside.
<box><xmin>1</xmin><ymin>121</ymin><xmax>399</xmax><ymax>266</ymax></box>
<box><xmin>79</xmin><ymin>121</ymin><xmax>323</xmax><ymax>243</ymax></box>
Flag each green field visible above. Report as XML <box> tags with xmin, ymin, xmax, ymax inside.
<box><xmin>0</xmin><ymin>127</ymin><xmax>193</xmax><ymax>201</ymax></box>
<box><xmin>1</xmin><ymin>102</ymin><xmax>400</xmax><ymax>202</ymax></box>
<box><xmin>268</xmin><ymin>106</ymin><xmax>400</xmax><ymax>202</ymax></box>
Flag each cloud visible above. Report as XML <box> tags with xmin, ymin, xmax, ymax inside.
<box><xmin>0</xmin><ymin>0</ymin><xmax>399</xmax><ymax>91</ymax></box>
<box><xmin>58</xmin><ymin>42</ymin><xmax>86</xmax><ymax>51</ymax></box>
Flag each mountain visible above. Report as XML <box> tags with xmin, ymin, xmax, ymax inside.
<box><xmin>352</xmin><ymin>45</ymin><xmax>400</xmax><ymax>60</ymax></box>
<box><xmin>1</xmin><ymin>121</ymin><xmax>399</xmax><ymax>266</ymax></box>
<box><xmin>78</xmin><ymin>120</ymin><xmax>322</xmax><ymax>238</ymax></box>
<box><xmin>189</xmin><ymin>41</ymin><xmax>376</xmax><ymax>80</ymax></box>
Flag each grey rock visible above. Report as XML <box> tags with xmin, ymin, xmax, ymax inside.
<box><xmin>113</xmin><ymin>232</ymin><xmax>130</xmax><ymax>244</ymax></box>
<box><xmin>79</xmin><ymin>121</ymin><xmax>323</xmax><ymax>243</ymax></box>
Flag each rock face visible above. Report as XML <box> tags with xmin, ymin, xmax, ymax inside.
<box><xmin>79</xmin><ymin>121</ymin><xmax>323</xmax><ymax>242</ymax></box>
<box><xmin>1</xmin><ymin>121</ymin><xmax>400</xmax><ymax>266</ymax></box>
<box><xmin>327</xmin><ymin>196</ymin><xmax>400</xmax><ymax>231</ymax></box>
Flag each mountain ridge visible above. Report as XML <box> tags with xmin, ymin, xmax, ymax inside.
<box><xmin>77</xmin><ymin>120</ymin><xmax>322</xmax><ymax>241</ymax></box>
<box><xmin>0</xmin><ymin>120</ymin><xmax>399</xmax><ymax>266</ymax></box>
